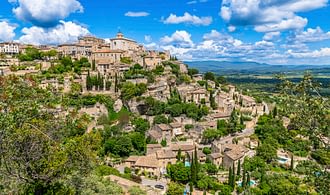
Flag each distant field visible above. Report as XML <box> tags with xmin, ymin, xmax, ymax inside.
<box><xmin>227</xmin><ymin>75</ymin><xmax>330</xmax><ymax>97</ymax></box>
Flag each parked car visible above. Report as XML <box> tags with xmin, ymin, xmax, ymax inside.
<box><xmin>154</xmin><ymin>184</ymin><xmax>165</xmax><ymax>190</ymax></box>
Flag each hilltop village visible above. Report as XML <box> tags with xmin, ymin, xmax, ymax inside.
<box><xmin>1</xmin><ymin>33</ymin><xmax>328</xmax><ymax>195</ymax></box>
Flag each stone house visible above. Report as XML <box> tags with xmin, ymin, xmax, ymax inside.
<box><xmin>208</xmin><ymin>153</ymin><xmax>223</xmax><ymax>167</ymax></box>
<box><xmin>147</xmin><ymin>130</ymin><xmax>163</xmax><ymax>143</ymax></box>
<box><xmin>156</xmin><ymin>149</ymin><xmax>177</xmax><ymax>170</ymax></box>
<box><xmin>124</xmin><ymin>156</ymin><xmax>140</xmax><ymax>168</ymax></box>
<box><xmin>170</xmin><ymin>143</ymin><xmax>195</xmax><ymax>154</ymax></box>
<box><xmin>240</xmin><ymin>95</ymin><xmax>256</xmax><ymax>108</ymax></box>
<box><xmin>222</xmin><ymin>144</ymin><xmax>249</xmax><ymax>170</ymax></box>
<box><xmin>155</xmin><ymin>124</ymin><xmax>172</xmax><ymax>141</ymax></box>
<box><xmin>169</xmin><ymin>123</ymin><xmax>184</xmax><ymax>137</ymax></box>
<box><xmin>133</xmin><ymin>156</ymin><xmax>160</xmax><ymax>177</ymax></box>
<box><xmin>192</xmin><ymin>74</ymin><xmax>203</xmax><ymax>81</ymax></box>
<box><xmin>143</xmin><ymin>52</ymin><xmax>162</xmax><ymax>70</ymax></box>
<box><xmin>146</xmin><ymin>144</ymin><xmax>162</xmax><ymax>155</ymax></box>
<box><xmin>0</xmin><ymin>42</ymin><xmax>20</xmax><ymax>55</ymax></box>
<box><xmin>187</xmin><ymin>150</ymin><xmax>207</xmax><ymax>163</ymax></box>
<box><xmin>187</xmin><ymin>88</ymin><xmax>209</xmax><ymax>105</ymax></box>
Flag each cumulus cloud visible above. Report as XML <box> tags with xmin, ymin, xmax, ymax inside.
<box><xmin>187</xmin><ymin>0</ymin><xmax>208</xmax><ymax>4</ymax></box>
<box><xmin>288</xmin><ymin>48</ymin><xmax>330</xmax><ymax>58</ymax></box>
<box><xmin>0</xmin><ymin>21</ymin><xmax>16</xmax><ymax>41</ymax></box>
<box><xmin>161</xmin><ymin>30</ymin><xmax>281</xmax><ymax>62</ymax></box>
<box><xmin>161</xmin><ymin>30</ymin><xmax>194</xmax><ymax>48</ymax></box>
<box><xmin>19</xmin><ymin>20</ymin><xmax>89</xmax><ymax>45</ymax></box>
<box><xmin>187</xmin><ymin>1</ymin><xmax>197</xmax><ymax>4</ymax></box>
<box><xmin>263</xmin><ymin>31</ymin><xmax>281</xmax><ymax>41</ymax></box>
<box><xmin>144</xmin><ymin>35</ymin><xmax>152</xmax><ymax>43</ymax></box>
<box><xmin>163</xmin><ymin>12</ymin><xmax>212</xmax><ymax>26</ymax></box>
<box><xmin>11</xmin><ymin>0</ymin><xmax>83</xmax><ymax>27</ymax></box>
<box><xmin>220</xmin><ymin>0</ymin><xmax>327</xmax><ymax>32</ymax></box>
<box><xmin>289</xmin><ymin>27</ymin><xmax>330</xmax><ymax>43</ymax></box>
<box><xmin>228</xmin><ymin>25</ymin><xmax>236</xmax><ymax>32</ymax></box>
<box><xmin>125</xmin><ymin>11</ymin><xmax>149</xmax><ymax>17</ymax></box>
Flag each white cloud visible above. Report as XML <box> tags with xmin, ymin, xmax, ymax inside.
<box><xmin>163</xmin><ymin>12</ymin><xmax>212</xmax><ymax>26</ymax></box>
<box><xmin>19</xmin><ymin>20</ymin><xmax>89</xmax><ymax>45</ymax></box>
<box><xmin>160</xmin><ymin>30</ymin><xmax>194</xmax><ymax>48</ymax></box>
<box><xmin>220</xmin><ymin>0</ymin><xmax>327</xmax><ymax>32</ymax></box>
<box><xmin>11</xmin><ymin>0</ymin><xmax>83</xmax><ymax>27</ymax></box>
<box><xmin>187</xmin><ymin>0</ymin><xmax>208</xmax><ymax>4</ymax></box>
<box><xmin>0</xmin><ymin>21</ymin><xmax>16</xmax><ymax>41</ymax></box>
<box><xmin>288</xmin><ymin>48</ymin><xmax>330</xmax><ymax>58</ymax></box>
<box><xmin>263</xmin><ymin>31</ymin><xmax>281</xmax><ymax>41</ymax></box>
<box><xmin>254</xmin><ymin>16</ymin><xmax>307</xmax><ymax>32</ymax></box>
<box><xmin>125</xmin><ymin>11</ymin><xmax>149</xmax><ymax>17</ymax></box>
<box><xmin>144</xmin><ymin>35</ymin><xmax>152</xmax><ymax>43</ymax></box>
<box><xmin>228</xmin><ymin>25</ymin><xmax>236</xmax><ymax>32</ymax></box>
<box><xmin>290</xmin><ymin>26</ymin><xmax>330</xmax><ymax>43</ymax></box>
<box><xmin>187</xmin><ymin>1</ymin><xmax>197</xmax><ymax>4</ymax></box>
<box><xmin>144</xmin><ymin>42</ymin><xmax>158</xmax><ymax>50</ymax></box>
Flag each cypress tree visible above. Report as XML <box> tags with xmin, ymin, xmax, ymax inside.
<box><xmin>232</xmin><ymin>165</ymin><xmax>236</xmax><ymax>188</ymax></box>
<box><xmin>194</xmin><ymin>146</ymin><xmax>199</xmax><ymax>174</ymax></box>
<box><xmin>189</xmin><ymin>182</ymin><xmax>193</xmax><ymax>193</ymax></box>
<box><xmin>246</xmin><ymin>172</ymin><xmax>250</xmax><ymax>188</ymax></box>
<box><xmin>273</xmin><ymin>106</ymin><xmax>278</xmax><ymax>118</ymax></box>
<box><xmin>114</xmin><ymin>73</ymin><xmax>118</xmax><ymax>93</ymax></box>
<box><xmin>191</xmin><ymin>155</ymin><xmax>196</xmax><ymax>184</ymax></box>
<box><xmin>237</xmin><ymin>160</ymin><xmax>241</xmax><ymax>176</ymax></box>
<box><xmin>232</xmin><ymin>162</ymin><xmax>235</xmax><ymax>178</ymax></box>
<box><xmin>228</xmin><ymin>166</ymin><xmax>232</xmax><ymax>185</ymax></box>
<box><xmin>92</xmin><ymin>59</ymin><xmax>96</xmax><ymax>71</ymax></box>
<box><xmin>177</xmin><ymin>148</ymin><xmax>182</xmax><ymax>162</ymax></box>
<box><xmin>242</xmin><ymin>171</ymin><xmax>246</xmax><ymax>188</ymax></box>
<box><xmin>291</xmin><ymin>155</ymin><xmax>294</xmax><ymax>171</ymax></box>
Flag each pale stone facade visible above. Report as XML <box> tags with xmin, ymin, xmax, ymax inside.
<box><xmin>0</xmin><ymin>42</ymin><xmax>19</xmax><ymax>54</ymax></box>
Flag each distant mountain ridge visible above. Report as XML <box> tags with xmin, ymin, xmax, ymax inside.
<box><xmin>184</xmin><ymin>61</ymin><xmax>330</xmax><ymax>75</ymax></box>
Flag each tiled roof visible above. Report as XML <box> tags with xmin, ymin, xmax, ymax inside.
<box><xmin>187</xmin><ymin>150</ymin><xmax>206</xmax><ymax>159</ymax></box>
<box><xmin>171</xmin><ymin>144</ymin><xmax>195</xmax><ymax>151</ymax></box>
<box><xmin>125</xmin><ymin>155</ymin><xmax>140</xmax><ymax>162</ymax></box>
<box><xmin>211</xmin><ymin>113</ymin><xmax>231</xmax><ymax>119</ymax></box>
<box><xmin>156</xmin><ymin>149</ymin><xmax>176</xmax><ymax>159</ymax></box>
<box><xmin>170</xmin><ymin>123</ymin><xmax>182</xmax><ymax>128</ymax></box>
<box><xmin>93</xmin><ymin>49</ymin><xmax>125</xmax><ymax>53</ymax></box>
<box><xmin>147</xmin><ymin>144</ymin><xmax>162</xmax><ymax>149</ymax></box>
<box><xmin>148</xmin><ymin>130</ymin><xmax>162</xmax><ymax>139</ymax></box>
<box><xmin>157</xmin><ymin>124</ymin><xmax>171</xmax><ymax>131</ymax></box>
<box><xmin>134</xmin><ymin>156</ymin><xmax>159</xmax><ymax>168</ymax></box>
<box><xmin>223</xmin><ymin>144</ymin><xmax>248</xmax><ymax>161</ymax></box>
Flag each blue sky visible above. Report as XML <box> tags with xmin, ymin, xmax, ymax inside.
<box><xmin>1</xmin><ymin>0</ymin><xmax>330</xmax><ymax>65</ymax></box>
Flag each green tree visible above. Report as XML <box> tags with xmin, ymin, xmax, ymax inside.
<box><xmin>104</xmin><ymin>136</ymin><xmax>132</xmax><ymax>157</ymax></box>
<box><xmin>188</xmin><ymin>68</ymin><xmax>199</xmax><ymax>76</ymax></box>
<box><xmin>0</xmin><ymin>76</ymin><xmax>97</xmax><ymax>194</ymax></box>
<box><xmin>161</xmin><ymin>139</ymin><xmax>167</xmax><ymax>147</ymax></box>
<box><xmin>177</xmin><ymin>149</ymin><xmax>182</xmax><ymax>161</ymax></box>
<box><xmin>217</xmin><ymin>184</ymin><xmax>233</xmax><ymax>195</ymax></box>
<box><xmin>237</xmin><ymin>160</ymin><xmax>241</xmax><ymax>176</ymax></box>
<box><xmin>256</xmin><ymin>143</ymin><xmax>277</xmax><ymax>163</ymax></box>
<box><xmin>129</xmin><ymin>132</ymin><xmax>146</xmax><ymax>153</ymax></box>
<box><xmin>202</xmin><ymin>147</ymin><xmax>211</xmax><ymax>155</ymax></box>
<box><xmin>242</xmin><ymin>171</ymin><xmax>246</xmax><ymax>188</ymax></box>
<box><xmin>167</xmin><ymin>162</ymin><xmax>190</xmax><ymax>184</ymax></box>
<box><xmin>132</xmin><ymin>117</ymin><xmax>150</xmax><ymax>134</ymax></box>
<box><xmin>166</xmin><ymin>182</ymin><xmax>184</xmax><ymax>195</ymax></box>
<box><xmin>153</xmin><ymin>115</ymin><xmax>168</xmax><ymax>124</ymax></box>
<box><xmin>276</xmin><ymin>73</ymin><xmax>329</xmax><ymax>149</ymax></box>
<box><xmin>204</xmin><ymin>72</ymin><xmax>215</xmax><ymax>81</ymax></box>
<box><xmin>128</xmin><ymin>186</ymin><xmax>146</xmax><ymax>195</ymax></box>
